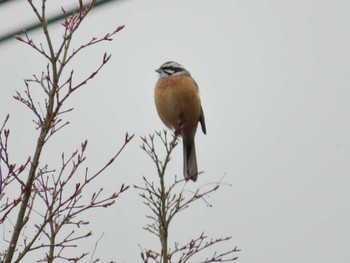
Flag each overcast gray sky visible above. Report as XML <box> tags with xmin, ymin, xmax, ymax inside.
<box><xmin>1</xmin><ymin>0</ymin><xmax>349</xmax><ymax>262</ymax></box>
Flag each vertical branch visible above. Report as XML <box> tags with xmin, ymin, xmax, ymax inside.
<box><xmin>159</xmin><ymin>132</ymin><xmax>178</xmax><ymax>263</ymax></box>
<box><xmin>139</xmin><ymin>131</ymin><xmax>179</xmax><ymax>263</ymax></box>
<box><xmin>160</xmin><ymin>175</ymin><xmax>168</xmax><ymax>263</ymax></box>
<box><xmin>47</xmin><ymin>197</ymin><xmax>55</xmax><ymax>263</ymax></box>
<box><xmin>159</xmin><ymin>147</ymin><xmax>168</xmax><ymax>262</ymax></box>
<box><xmin>5</xmin><ymin>2</ymin><xmax>59</xmax><ymax>261</ymax></box>
<box><xmin>5</xmin><ymin>116</ymin><xmax>50</xmax><ymax>263</ymax></box>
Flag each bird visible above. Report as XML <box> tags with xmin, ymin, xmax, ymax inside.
<box><xmin>154</xmin><ymin>61</ymin><xmax>206</xmax><ymax>182</ymax></box>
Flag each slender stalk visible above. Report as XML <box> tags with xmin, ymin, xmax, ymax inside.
<box><xmin>158</xmin><ymin>133</ymin><xmax>177</xmax><ymax>263</ymax></box>
<box><xmin>160</xmin><ymin>168</ymin><xmax>168</xmax><ymax>263</ymax></box>
<box><xmin>5</xmin><ymin>127</ymin><xmax>50</xmax><ymax>263</ymax></box>
<box><xmin>47</xmin><ymin>203</ymin><xmax>55</xmax><ymax>263</ymax></box>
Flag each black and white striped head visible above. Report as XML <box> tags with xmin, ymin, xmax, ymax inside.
<box><xmin>156</xmin><ymin>61</ymin><xmax>191</xmax><ymax>78</ymax></box>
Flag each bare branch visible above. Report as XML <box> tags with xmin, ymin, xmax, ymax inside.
<box><xmin>3</xmin><ymin>1</ymin><xmax>127</xmax><ymax>262</ymax></box>
<box><xmin>138</xmin><ymin>131</ymin><xmax>239</xmax><ymax>263</ymax></box>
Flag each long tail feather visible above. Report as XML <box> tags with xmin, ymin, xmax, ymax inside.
<box><xmin>183</xmin><ymin>138</ymin><xmax>198</xmax><ymax>182</ymax></box>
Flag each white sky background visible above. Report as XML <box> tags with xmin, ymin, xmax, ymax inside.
<box><xmin>0</xmin><ymin>0</ymin><xmax>350</xmax><ymax>262</ymax></box>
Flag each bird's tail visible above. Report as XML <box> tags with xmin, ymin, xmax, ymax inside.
<box><xmin>183</xmin><ymin>138</ymin><xmax>198</xmax><ymax>182</ymax></box>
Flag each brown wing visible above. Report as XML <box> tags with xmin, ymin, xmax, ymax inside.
<box><xmin>199</xmin><ymin>105</ymin><xmax>206</xmax><ymax>135</ymax></box>
<box><xmin>191</xmin><ymin>79</ymin><xmax>206</xmax><ymax>135</ymax></box>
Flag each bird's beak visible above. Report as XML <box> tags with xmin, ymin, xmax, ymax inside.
<box><xmin>155</xmin><ymin>68</ymin><xmax>161</xmax><ymax>73</ymax></box>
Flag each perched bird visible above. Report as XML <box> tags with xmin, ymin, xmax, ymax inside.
<box><xmin>154</xmin><ymin>61</ymin><xmax>206</xmax><ymax>181</ymax></box>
